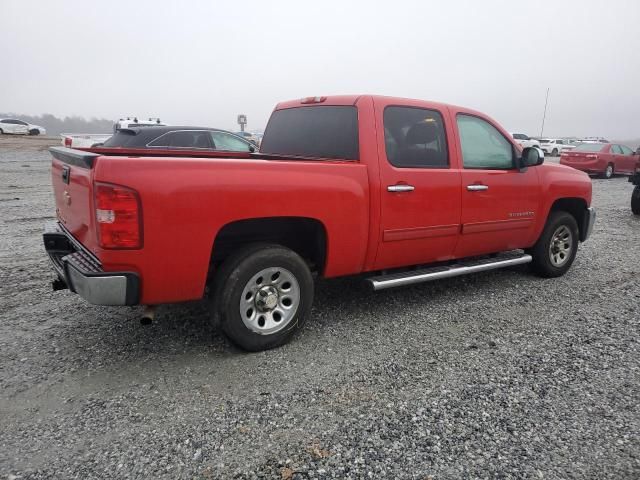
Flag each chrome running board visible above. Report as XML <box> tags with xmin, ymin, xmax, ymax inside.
<box><xmin>368</xmin><ymin>252</ymin><xmax>532</xmax><ymax>291</ymax></box>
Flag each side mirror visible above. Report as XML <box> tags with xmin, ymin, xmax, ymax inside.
<box><xmin>519</xmin><ymin>146</ymin><xmax>544</xmax><ymax>170</ymax></box>
<box><xmin>249</xmin><ymin>145</ymin><xmax>255</xmax><ymax>153</ymax></box>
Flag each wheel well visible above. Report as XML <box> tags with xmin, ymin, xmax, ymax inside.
<box><xmin>550</xmin><ymin>198</ymin><xmax>588</xmax><ymax>239</ymax></box>
<box><xmin>209</xmin><ymin>217</ymin><xmax>327</xmax><ymax>277</ymax></box>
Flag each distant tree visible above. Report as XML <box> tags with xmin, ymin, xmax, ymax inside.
<box><xmin>0</xmin><ymin>112</ymin><xmax>113</xmax><ymax>135</ymax></box>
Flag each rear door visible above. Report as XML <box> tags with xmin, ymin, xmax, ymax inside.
<box><xmin>374</xmin><ymin>99</ymin><xmax>462</xmax><ymax>270</ymax></box>
<box><xmin>617</xmin><ymin>145</ymin><xmax>636</xmax><ymax>174</ymax></box>
<box><xmin>451</xmin><ymin>111</ymin><xmax>541</xmax><ymax>258</ymax></box>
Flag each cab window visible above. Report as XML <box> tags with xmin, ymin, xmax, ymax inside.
<box><xmin>210</xmin><ymin>131</ymin><xmax>253</xmax><ymax>152</ymax></box>
<box><xmin>620</xmin><ymin>145</ymin><xmax>634</xmax><ymax>155</ymax></box>
<box><xmin>383</xmin><ymin>106</ymin><xmax>448</xmax><ymax>168</ymax></box>
<box><xmin>456</xmin><ymin>114</ymin><xmax>514</xmax><ymax>169</ymax></box>
<box><xmin>149</xmin><ymin>131</ymin><xmax>212</xmax><ymax>148</ymax></box>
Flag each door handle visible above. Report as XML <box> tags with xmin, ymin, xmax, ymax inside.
<box><xmin>467</xmin><ymin>184</ymin><xmax>489</xmax><ymax>191</ymax></box>
<box><xmin>387</xmin><ymin>184</ymin><xmax>415</xmax><ymax>193</ymax></box>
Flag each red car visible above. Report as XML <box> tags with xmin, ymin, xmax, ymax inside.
<box><xmin>560</xmin><ymin>143</ymin><xmax>638</xmax><ymax>179</ymax></box>
<box><xmin>43</xmin><ymin>95</ymin><xmax>595</xmax><ymax>351</ymax></box>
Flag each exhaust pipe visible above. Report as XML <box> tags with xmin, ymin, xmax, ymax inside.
<box><xmin>140</xmin><ymin>305</ymin><xmax>156</xmax><ymax>325</ymax></box>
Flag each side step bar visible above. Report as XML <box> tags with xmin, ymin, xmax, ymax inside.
<box><xmin>367</xmin><ymin>252</ymin><xmax>532</xmax><ymax>291</ymax></box>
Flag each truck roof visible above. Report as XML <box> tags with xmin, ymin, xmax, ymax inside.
<box><xmin>274</xmin><ymin>94</ymin><xmax>485</xmax><ymax>118</ymax></box>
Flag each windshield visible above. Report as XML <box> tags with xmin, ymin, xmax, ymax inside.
<box><xmin>574</xmin><ymin>143</ymin><xmax>606</xmax><ymax>152</ymax></box>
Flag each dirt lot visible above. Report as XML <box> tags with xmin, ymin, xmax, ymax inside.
<box><xmin>1</xmin><ymin>136</ymin><xmax>639</xmax><ymax>479</ymax></box>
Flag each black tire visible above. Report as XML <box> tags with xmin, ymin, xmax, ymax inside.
<box><xmin>210</xmin><ymin>244</ymin><xmax>314</xmax><ymax>351</ymax></box>
<box><xmin>552</xmin><ymin>148</ymin><xmax>558</xmax><ymax>157</ymax></box>
<box><xmin>529</xmin><ymin>211</ymin><xmax>579</xmax><ymax>278</ymax></box>
<box><xmin>632</xmin><ymin>186</ymin><xmax>640</xmax><ymax>215</ymax></box>
<box><xmin>603</xmin><ymin>163</ymin><xmax>614</xmax><ymax>179</ymax></box>
<box><xmin>28</xmin><ymin>128</ymin><xmax>40</xmax><ymax>136</ymax></box>
<box><xmin>0</xmin><ymin>128</ymin><xmax>3</xmax><ymax>134</ymax></box>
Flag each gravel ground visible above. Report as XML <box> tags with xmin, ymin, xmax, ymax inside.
<box><xmin>1</xmin><ymin>136</ymin><xmax>639</xmax><ymax>479</ymax></box>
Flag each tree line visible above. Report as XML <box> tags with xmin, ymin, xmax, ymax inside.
<box><xmin>0</xmin><ymin>113</ymin><xmax>113</xmax><ymax>136</ymax></box>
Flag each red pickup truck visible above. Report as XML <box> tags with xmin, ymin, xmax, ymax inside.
<box><xmin>44</xmin><ymin>95</ymin><xmax>595</xmax><ymax>351</ymax></box>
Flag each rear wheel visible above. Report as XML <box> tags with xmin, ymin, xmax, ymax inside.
<box><xmin>210</xmin><ymin>244</ymin><xmax>314</xmax><ymax>351</ymax></box>
<box><xmin>632</xmin><ymin>186</ymin><xmax>640</xmax><ymax>215</ymax></box>
<box><xmin>603</xmin><ymin>163</ymin><xmax>614</xmax><ymax>179</ymax></box>
<box><xmin>552</xmin><ymin>148</ymin><xmax>558</xmax><ymax>156</ymax></box>
<box><xmin>0</xmin><ymin>128</ymin><xmax>3</xmax><ymax>134</ymax></box>
<box><xmin>529</xmin><ymin>211</ymin><xmax>579</xmax><ymax>278</ymax></box>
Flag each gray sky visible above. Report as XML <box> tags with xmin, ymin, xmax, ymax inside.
<box><xmin>2</xmin><ymin>0</ymin><xmax>639</xmax><ymax>137</ymax></box>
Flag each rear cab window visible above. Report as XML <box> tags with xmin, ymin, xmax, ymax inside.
<box><xmin>260</xmin><ymin>106</ymin><xmax>359</xmax><ymax>160</ymax></box>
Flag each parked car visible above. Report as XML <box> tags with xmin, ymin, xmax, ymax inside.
<box><xmin>43</xmin><ymin>94</ymin><xmax>594</xmax><ymax>351</ymax></box>
<box><xmin>114</xmin><ymin>117</ymin><xmax>166</xmax><ymax>133</ymax></box>
<box><xmin>629</xmin><ymin>161</ymin><xmax>640</xmax><ymax>214</ymax></box>
<box><xmin>510</xmin><ymin>133</ymin><xmax>540</xmax><ymax>149</ymax></box>
<box><xmin>579</xmin><ymin>137</ymin><xmax>609</xmax><ymax>144</ymax></box>
<box><xmin>96</xmin><ymin>126</ymin><xmax>256</xmax><ymax>152</ymax></box>
<box><xmin>61</xmin><ymin>133</ymin><xmax>113</xmax><ymax>148</ymax></box>
<box><xmin>560</xmin><ymin>142</ymin><xmax>638</xmax><ymax>179</ymax></box>
<box><xmin>235</xmin><ymin>131</ymin><xmax>260</xmax><ymax>146</ymax></box>
<box><xmin>0</xmin><ymin>118</ymin><xmax>46</xmax><ymax>135</ymax></box>
<box><xmin>538</xmin><ymin>138</ymin><xmax>570</xmax><ymax>156</ymax></box>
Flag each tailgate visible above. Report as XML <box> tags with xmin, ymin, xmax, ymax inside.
<box><xmin>50</xmin><ymin>147</ymin><xmax>99</xmax><ymax>252</ymax></box>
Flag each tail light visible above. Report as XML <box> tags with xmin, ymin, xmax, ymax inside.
<box><xmin>64</xmin><ymin>137</ymin><xmax>72</xmax><ymax>147</ymax></box>
<box><xmin>586</xmin><ymin>154</ymin><xmax>598</xmax><ymax>160</ymax></box>
<box><xmin>94</xmin><ymin>182</ymin><xmax>142</xmax><ymax>249</ymax></box>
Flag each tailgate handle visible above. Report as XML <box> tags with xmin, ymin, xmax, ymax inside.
<box><xmin>62</xmin><ymin>165</ymin><xmax>71</xmax><ymax>184</ymax></box>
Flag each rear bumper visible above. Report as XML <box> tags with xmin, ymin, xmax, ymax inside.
<box><xmin>581</xmin><ymin>207</ymin><xmax>596</xmax><ymax>242</ymax></box>
<box><xmin>43</xmin><ymin>221</ymin><xmax>140</xmax><ymax>305</ymax></box>
<box><xmin>559</xmin><ymin>158</ymin><xmax>604</xmax><ymax>174</ymax></box>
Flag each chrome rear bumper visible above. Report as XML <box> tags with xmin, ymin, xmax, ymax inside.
<box><xmin>43</xmin><ymin>221</ymin><xmax>139</xmax><ymax>306</ymax></box>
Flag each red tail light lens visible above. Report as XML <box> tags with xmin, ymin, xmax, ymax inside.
<box><xmin>64</xmin><ymin>137</ymin><xmax>72</xmax><ymax>147</ymax></box>
<box><xmin>94</xmin><ymin>182</ymin><xmax>142</xmax><ymax>249</ymax></box>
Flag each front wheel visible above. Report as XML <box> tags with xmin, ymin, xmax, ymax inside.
<box><xmin>552</xmin><ymin>148</ymin><xmax>558</xmax><ymax>156</ymax></box>
<box><xmin>210</xmin><ymin>244</ymin><xmax>314</xmax><ymax>351</ymax></box>
<box><xmin>632</xmin><ymin>185</ymin><xmax>640</xmax><ymax>215</ymax></box>
<box><xmin>529</xmin><ymin>211</ymin><xmax>579</xmax><ymax>278</ymax></box>
<box><xmin>28</xmin><ymin>128</ymin><xmax>40</xmax><ymax>136</ymax></box>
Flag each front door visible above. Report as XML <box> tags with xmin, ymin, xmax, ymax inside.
<box><xmin>374</xmin><ymin>102</ymin><xmax>462</xmax><ymax>270</ymax></box>
<box><xmin>452</xmin><ymin>113</ymin><xmax>541</xmax><ymax>258</ymax></box>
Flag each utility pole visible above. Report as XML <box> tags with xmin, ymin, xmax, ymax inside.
<box><xmin>540</xmin><ymin>87</ymin><xmax>549</xmax><ymax>137</ymax></box>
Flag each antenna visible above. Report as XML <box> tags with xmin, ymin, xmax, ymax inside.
<box><xmin>540</xmin><ymin>87</ymin><xmax>549</xmax><ymax>137</ymax></box>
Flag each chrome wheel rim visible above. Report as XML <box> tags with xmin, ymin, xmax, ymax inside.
<box><xmin>605</xmin><ymin>165</ymin><xmax>613</xmax><ymax>178</ymax></box>
<box><xmin>239</xmin><ymin>267</ymin><xmax>300</xmax><ymax>335</ymax></box>
<box><xmin>549</xmin><ymin>225</ymin><xmax>573</xmax><ymax>267</ymax></box>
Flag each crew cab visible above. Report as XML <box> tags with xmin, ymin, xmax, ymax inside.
<box><xmin>43</xmin><ymin>95</ymin><xmax>595</xmax><ymax>351</ymax></box>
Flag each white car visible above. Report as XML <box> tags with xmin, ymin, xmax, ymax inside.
<box><xmin>60</xmin><ymin>133</ymin><xmax>113</xmax><ymax>148</ymax></box>
<box><xmin>538</xmin><ymin>138</ymin><xmax>570</xmax><ymax>156</ymax></box>
<box><xmin>510</xmin><ymin>133</ymin><xmax>540</xmax><ymax>149</ymax></box>
<box><xmin>0</xmin><ymin>118</ymin><xmax>47</xmax><ymax>135</ymax></box>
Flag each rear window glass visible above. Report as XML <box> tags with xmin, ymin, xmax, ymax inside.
<box><xmin>260</xmin><ymin>106</ymin><xmax>359</xmax><ymax>160</ymax></box>
<box><xmin>102</xmin><ymin>131</ymin><xmax>140</xmax><ymax>147</ymax></box>
<box><xmin>574</xmin><ymin>143</ymin><xmax>606</xmax><ymax>152</ymax></box>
